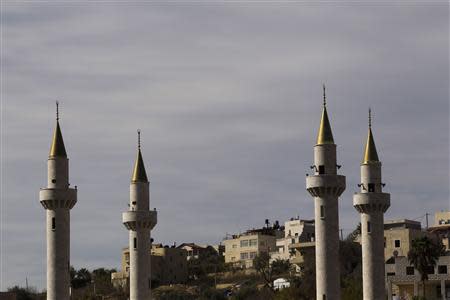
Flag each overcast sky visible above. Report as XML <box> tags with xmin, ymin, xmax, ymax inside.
<box><xmin>1</xmin><ymin>1</ymin><xmax>448</xmax><ymax>291</ymax></box>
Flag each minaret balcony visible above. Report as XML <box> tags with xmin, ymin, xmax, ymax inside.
<box><xmin>353</xmin><ymin>193</ymin><xmax>390</xmax><ymax>213</ymax></box>
<box><xmin>39</xmin><ymin>188</ymin><xmax>77</xmax><ymax>209</ymax></box>
<box><xmin>306</xmin><ymin>174</ymin><xmax>346</xmax><ymax>197</ymax></box>
<box><xmin>122</xmin><ymin>210</ymin><xmax>157</xmax><ymax>231</ymax></box>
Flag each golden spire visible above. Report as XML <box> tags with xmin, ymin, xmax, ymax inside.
<box><xmin>316</xmin><ymin>84</ymin><xmax>335</xmax><ymax>145</ymax></box>
<box><xmin>49</xmin><ymin>101</ymin><xmax>67</xmax><ymax>158</ymax></box>
<box><xmin>131</xmin><ymin>129</ymin><xmax>148</xmax><ymax>183</ymax></box>
<box><xmin>362</xmin><ymin>108</ymin><xmax>379</xmax><ymax>164</ymax></box>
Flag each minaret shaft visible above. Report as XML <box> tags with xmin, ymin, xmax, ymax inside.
<box><xmin>308</xmin><ymin>144</ymin><xmax>345</xmax><ymax>299</ymax></box>
<box><xmin>46</xmin><ymin>209</ymin><xmax>70</xmax><ymax>300</ymax></box>
<box><xmin>360</xmin><ymin>211</ymin><xmax>385</xmax><ymax>300</ymax></box>
<box><xmin>127</xmin><ymin>182</ymin><xmax>152</xmax><ymax>300</ymax></box>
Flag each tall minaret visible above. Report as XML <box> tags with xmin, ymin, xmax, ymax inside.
<box><xmin>353</xmin><ymin>109</ymin><xmax>390</xmax><ymax>300</ymax></box>
<box><xmin>306</xmin><ymin>86</ymin><xmax>346</xmax><ymax>300</ymax></box>
<box><xmin>39</xmin><ymin>102</ymin><xmax>77</xmax><ymax>300</ymax></box>
<box><xmin>123</xmin><ymin>131</ymin><xmax>157</xmax><ymax>300</ymax></box>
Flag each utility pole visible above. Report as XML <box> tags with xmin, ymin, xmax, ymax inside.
<box><xmin>426</xmin><ymin>213</ymin><xmax>429</xmax><ymax>229</ymax></box>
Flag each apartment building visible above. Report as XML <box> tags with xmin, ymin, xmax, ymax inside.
<box><xmin>271</xmin><ymin>218</ymin><xmax>315</xmax><ymax>262</ymax></box>
<box><xmin>111</xmin><ymin>244</ymin><xmax>188</xmax><ymax>289</ymax></box>
<box><xmin>386</xmin><ymin>256</ymin><xmax>450</xmax><ymax>299</ymax></box>
<box><xmin>385</xmin><ymin>213</ymin><xmax>450</xmax><ymax>299</ymax></box>
<box><xmin>429</xmin><ymin>211</ymin><xmax>450</xmax><ymax>251</ymax></box>
<box><xmin>384</xmin><ymin>219</ymin><xmax>425</xmax><ymax>260</ymax></box>
<box><xmin>223</xmin><ymin>227</ymin><xmax>283</xmax><ymax>268</ymax></box>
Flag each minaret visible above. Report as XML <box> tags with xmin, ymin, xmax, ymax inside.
<box><xmin>39</xmin><ymin>102</ymin><xmax>77</xmax><ymax>300</ymax></box>
<box><xmin>353</xmin><ymin>109</ymin><xmax>390</xmax><ymax>300</ymax></box>
<box><xmin>122</xmin><ymin>131</ymin><xmax>157</xmax><ymax>300</ymax></box>
<box><xmin>306</xmin><ymin>86</ymin><xmax>346</xmax><ymax>300</ymax></box>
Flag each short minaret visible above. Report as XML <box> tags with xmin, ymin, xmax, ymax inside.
<box><xmin>39</xmin><ymin>103</ymin><xmax>77</xmax><ymax>300</ymax></box>
<box><xmin>122</xmin><ymin>131</ymin><xmax>157</xmax><ymax>300</ymax></box>
<box><xmin>306</xmin><ymin>86</ymin><xmax>346</xmax><ymax>300</ymax></box>
<box><xmin>353</xmin><ymin>109</ymin><xmax>390</xmax><ymax>300</ymax></box>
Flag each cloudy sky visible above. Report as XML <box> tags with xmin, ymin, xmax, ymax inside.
<box><xmin>1</xmin><ymin>0</ymin><xmax>448</xmax><ymax>291</ymax></box>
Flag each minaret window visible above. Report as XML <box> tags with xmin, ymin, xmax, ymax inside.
<box><xmin>133</xmin><ymin>238</ymin><xmax>137</xmax><ymax>249</ymax></box>
<box><xmin>52</xmin><ymin>217</ymin><xmax>56</xmax><ymax>230</ymax></box>
<box><xmin>51</xmin><ymin>179</ymin><xmax>56</xmax><ymax>183</ymax></box>
<box><xmin>318</xmin><ymin>165</ymin><xmax>325</xmax><ymax>174</ymax></box>
<box><xmin>368</xmin><ymin>183</ymin><xmax>375</xmax><ymax>192</ymax></box>
<box><xmin>367</xmin><ymin>221</ymin><xmax>371</xmax><ymax>233</ymax></box>
<box><xmin>320</xmin><ymin>205</ymin><xmax>325</xmax><ymax>219</ymax></box>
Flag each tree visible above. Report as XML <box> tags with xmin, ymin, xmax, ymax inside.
<box><xmin>7</xmin><ymin>286</ymin><xmax>34</xmax><ymax>300</ymax></box>
<box><xmin>408</xmin><ymin>236</ymin><xmax>445</xmax><ymax>299</ymax></box>
<box><xmin>71</xmin><ymin>267</ymin><xmax>92</xmax><ymax>289</ymax></box>
<box><xmin>188</xmin><ymin>246</ymin><xmax>224</xmax><ymax>285</ymax></box>
<box><xmin>345</xmin><ymin>222</ymin><xmax>361</xmax><ymax>243</ymax></box>
<box><xmin>253</xmin><ymin>252</ymin><xmax>291</xmax><ymax>290</ymax></box>
<box><xmin>91</xmin><ymin>268</ymin><xmax>117</xmax><ymax>295</ymax></box>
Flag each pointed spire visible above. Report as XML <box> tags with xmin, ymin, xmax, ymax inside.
<box><xmin>316</xmin><ymin>84</ymin><xmax>334</xmax><ymax>145</ymax></box>
<box><xmin>131</xmin><ymin>129</ymin><xmax>148</xmax><ymax>183</ymax></box>
<box><xmin>49</xmin><ymin>101</ymin><xmax>67</xmax><ymax>158</ymax></box>
<box><xmin>362</xmin><ymin>108</ymin><xmax>379</xmax><ymax>164</ymax></box>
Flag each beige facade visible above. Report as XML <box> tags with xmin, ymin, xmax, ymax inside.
<box><xmin>177</xmin><ymin>243</ymin><xmax>207</xmax><ymax>260</ymax></box>
<box><xmin>435</xmin><ymin>211</ymin><xmax>450</xmax><ymax>226</ymax></box>
<box><xmin>386</xmin><ymin>256</ymin><xmax>450</xmax><ymax>300</ymax></box>
<box><xmin>223</xmin><ymin>228</ymin><xmax>283</xmax><ymax>268</ymax></box>
<box><xmin>429</xmin><ymin>211</ymin><xmax>450</xmax><ymax>251</ymax></box>
<box><xmin>271</xmin><ymin>219</ymin><xmax>315</xmax><ymax>262</ymax></box>
<box><xmin>289</xmin><ymin>241</ymin><xmax>316</xmax><ymax>272</ymax></box>
<box><xmin>111</xmin><ymin>244</ymin><xmax>188</xmax><ymax>289</ymax></box>
<box><xmin>384</xmin><ymin>219</ymin><xmax>425</xmax><ymax>260</ymax></box>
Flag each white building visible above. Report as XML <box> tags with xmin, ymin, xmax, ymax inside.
<box><xmin>271</xmin><ymin>218</ymin><xmax>315</xmax><ymax>263</ymax></box>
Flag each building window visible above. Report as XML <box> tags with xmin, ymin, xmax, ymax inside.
<box><xmin>318</xmin><ymin>165</ymin><xmax>325</xmax><ymax>174</ymax></box>
<box><xmin>52</xmin><ymin>217</ymin><xmax>56</xmax><ymax>230</ymax></box>
<box><xmin>384</xmin><ymin>237</ymin><xmax>386</xmax><ymax>248</ymax></box>
<box><xmin>387</xmin><ymin>272</ymin><xmax>395</xmax><ymax>276</ymax></box>
<box><xmin>323</xmin><ymin>295</ymin><xmax>326</xmax><ymax>300</ymax></box>
<box><xmin>232</xmin><ymin>244</ymin><xmax>237</xmax><ymax>249</ymax></box>
<box><xmin>249</xmin><ymin>252</ymin><xmax>257</xmax><ymax>259</ymax></box>
<box><xmin>368</xmin><ymin>183</ymin><xmax>375</xmax><ymax>192</ymax></box>
<box><xmin>231</xmin><ymin>257</ymin><xmax>235</xmax><ymax>261</ymax></box>
<box><xmin>240</xmin><ymin>240</ymin><xmax>249</xmax><ymax>247</ymax></box>
<box><xmin>394</xmin><ymin>240</ymin><xmax>400</xmax><ymax>248</ymax></box>
<box><xmin>438</xmin><ymin>265</ymin><xmax>447</xmax><ymax>274</ymax></box>
<box><xmin>291</xmin><ymin>238</ymin><xmax>295</xmax><ymax>244</ymax></box>
<box><xmin>425</xmin><ymin>265</ymin><xmax>434</xmax><ymax>275</ymax></box>
<box><xmin>406</xmin><ymin>266</ymin><xmax>414</xmax><ymax>275</ymax></box>
<box><xmin>367</xmin><ymin>221</ymin><xmax>371</xmax><ymax>233</ymax></box>
<box><xmin>133</xmin><ymin>238</ymin><xmax>137</xmax><ymax>249</ymax></box>
<box><xmin>240</xmin><ymin>252</ymin><xmax>249</xmax><ymax>260</ymax></box>
<box><xmin>249</xmin><ymin>239</ymin><xmax>257</xmax><ymax>247</ymax></box>
<box><xmin>320</xmin><ymin>205</ymin><xmax>325</xmax><ymax>219</ymax></box>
